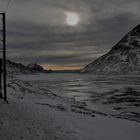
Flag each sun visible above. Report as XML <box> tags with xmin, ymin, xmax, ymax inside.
<box><xmin>66</xmin><ymin>12</ymin><xmax>79</xmax><ymax>26</ymax></box>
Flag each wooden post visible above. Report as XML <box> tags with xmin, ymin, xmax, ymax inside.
<box><xmin>2</xmin><ymin>13</ymin><xmax>7</xmax><ymax>102</ymax></box>
<box><xmin>0</xmin><ymin>13</ymin><xmax>7</xmax><ymax>102</ymax></box>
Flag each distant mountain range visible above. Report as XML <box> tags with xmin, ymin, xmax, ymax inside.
<box><xmin>81</xmin><ymin>24</ymin><xmax>140</xmax><ymax>74</ymax></box>
<box><xmin>5</xmin><ymin>59</ymin><xmax>46</xmax><ymax>75</ymax></box>
<box><xmin>5</xmin><ymin>59</ymin><xmax>80</xmax><ymax>75</ymax></box>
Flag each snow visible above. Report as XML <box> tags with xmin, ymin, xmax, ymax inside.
<box><xmin>0</xmin><ymin>73</ymin><xmax>140</xmax><ymax>140</ymax></box>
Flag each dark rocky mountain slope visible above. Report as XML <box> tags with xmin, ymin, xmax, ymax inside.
<box><xmin>81</xmin><ymin>24</ymin><xmax>140</xmax><ymax>74</ymax></box>
<box><xmin>3</xmin><ymin>59</ymin><xmax>46</xmax><ymax>75</ymax></box>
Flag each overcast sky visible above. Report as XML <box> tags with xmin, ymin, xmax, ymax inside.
<box><xmin>0</xmin><ymin>0</ymin><xmax>140</xmax><ymax>70</ymax></box>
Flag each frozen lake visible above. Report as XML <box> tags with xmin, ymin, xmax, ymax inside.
<box><xmin>11</xmin><ymin>73</ymin><xmax>140</xmax><ymax>122</ymax></box>
<box><xmin>17</xmin><ymin>73</ymin><xmax>139</xmax><ymax>103</ymax></box>
<box><xmin>17</xmin><ymin>73</ymin><xmax>140</xmax><ymax>100</ymax></box>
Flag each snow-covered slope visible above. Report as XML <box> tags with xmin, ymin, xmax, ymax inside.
<box><xmin>0</xmin><ymin>73</ymin><xmax>139</xmax><ymax>140</ymax></box>
<box><xmin>81</xmin><ymin>24</ymin><xmax>140</xmax><ymax>74</ymax></box>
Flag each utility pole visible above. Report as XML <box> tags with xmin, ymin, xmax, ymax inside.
<box><xmin>0</xmin><ymin>13</ymin><xmax>7</xmax><ymax>102</ymax></box>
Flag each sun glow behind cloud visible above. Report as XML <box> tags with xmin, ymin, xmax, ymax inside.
<box><xmin>66</xmin><ymin>12</ymin><xmax>79</xmax><ymax>26</ymax></box>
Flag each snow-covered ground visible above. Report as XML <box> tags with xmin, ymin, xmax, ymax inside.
<box><xmin>0</xmin><ymin>73</ymin><xmax>140</xmax><ymax>140</ymax></box>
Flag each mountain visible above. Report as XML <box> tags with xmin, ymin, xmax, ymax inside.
<box><xmin>6</xmin><ymin>59</ymin><xmax>31</xmax><ymax>74</ymax></box>
<box><xmin>5</xmin><ymin>59</ymin><xmax>46</xmax><ymax>76</ymax></box>
<box><xmin>27</xmin><ymin>63</ymin><xmax>46</xmax><ymax>72</ymax></box>
<box><xmin>81</xmin><ymin>24</ymin><xmax>140</xmax><ymax>74</ymax></box>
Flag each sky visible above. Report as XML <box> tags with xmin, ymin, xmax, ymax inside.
<box><xmin>0</xmin><ymin>0</ymin><xmax>140</xmax><ymax>70</ymax></box>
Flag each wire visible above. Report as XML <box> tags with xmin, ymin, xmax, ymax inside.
<box><xmin>4</xmin><ymin>0</ymin><xmax>13</xmax><ymax>13</ymax></box>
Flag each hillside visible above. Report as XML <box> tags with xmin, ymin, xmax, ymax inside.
<box><xmin>81</xmin><ymin>24</ymin><xmax>140</xmax><ymax>74</ymax></box>
<box><xmin>4</xmin><ymin>59</ymin><xmax>46</xmax><ymax>75</ymax></box>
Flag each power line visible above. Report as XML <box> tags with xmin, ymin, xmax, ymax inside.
<box><xmin>4</xmin><ymin>0</ymin><xmax>13</xmax><ymax>13</ymax></box>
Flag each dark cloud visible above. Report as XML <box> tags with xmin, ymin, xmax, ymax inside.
<box><xmin>0</xmin><ymin>0</ymin><xmax>140</xmax><ymax>69</ymax></box>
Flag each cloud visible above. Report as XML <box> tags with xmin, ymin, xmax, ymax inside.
<box><xmin>0</xmin><ymin>0</ymin><xmax>140</xmax><ymax>69</ymax></box>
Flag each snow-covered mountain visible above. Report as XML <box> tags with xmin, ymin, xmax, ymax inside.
<box><xmin>81</xmin><ymin>24</ymin><xmax>140</xmax><ymax>74</ymax></box>
<box><xmin>5</xmin><ymin>59</ymin><xmax>46</xmax><ymax>75</ymax></box>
